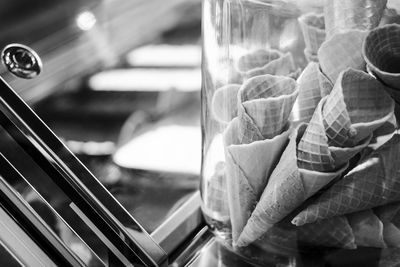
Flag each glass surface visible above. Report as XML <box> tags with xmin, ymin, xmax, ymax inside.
<box><xmin>201</xmin><ymin>0</ymin><xmax>400</xmax><ymax>266</ymax></box>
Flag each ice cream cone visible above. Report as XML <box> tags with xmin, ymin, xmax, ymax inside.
<box><xmin>237</xmin><ymin>49</ymin><xmax>281</xmax><ymax>73</ymax></box>
<box><xmin>297</xmin><ymin>69</ymin><xmax>387</xmax><ymax>172</ymax></box>
<box><xmin>245</xmin><ymin>53</ymin><xmax>297</xmax><ymax>79</ymax></box>
<box><xmin>324</xmin><ymin>0</ymin><xmax>387</xmax><ymax>38</ymax></box>
<box><xmin>362</xmin><ymin>24</ymin><xmax>400</xmax><ymax>90</ymax></box>
<box><xmin>317</xmin><ymin>67</ymin><xmax>333</xmax><ymax>97</ymax></box>
<box><xmin>296</xmin><ymin>62</ymin><xmax>322</xmax><ymax>123</ymax></box>
<box><xmin>322</xmin><ymin>68</ymin><xmax>395</xmax><ymax>147</ymax></box>
<box><xmin>297</xmin><ymin>98</ymin><xmax>335</xmax><ymax>172</ymax></box>
<box><xmin>237</xmin><ymin>49</ymin><xmax>297</xmax><ymax>79</ymax></box>
<box><xmin>225</xmin><ymin>149</ymin><xmax>257</xmax><ymax>244</ymax></box>
<box><xmin>347</xmin><ymin>209</ymin><xmax>386</xmax><ymax>248</ymax></box>
<box><xmin>298</xmin><ymin>13</ymin><xmax>325</xmax><ymax>59</ymax></box>
<box><xmin>237</xmin><ymin>124</ymin><xmax>348</xmax><ymax>247</ymax></box>
<box><xmin>297</xmin><ymin>216</ymin><xmax>356</xmax><ymax>249</ymax></box>
<box><xmin>292</xmin><ymin>133</ymin><xmax>400</xmax><ymax>226</ymax></box>
<box><xmin>211</xmin><ymin>84</ymin><xmax>241</xmax><ymax>123</ymax></box>
<box><xmin>236</xmin><ymin>74</ymin><xmax>298</xmax><ymax>143</ymax></box>
<box><xmin>225</xmin><ymin>118</ymin><xmax>291</xmax><ymax>198</ymax></box>
<box><xmin>223</xmin><ymin>117</ymin><xmax>291</xmax><ymax>244</ymax></box>
<box><xmin>318</xmin><ymin>30</ymin><xmax>367</xmax><ymax>83</ymax></box>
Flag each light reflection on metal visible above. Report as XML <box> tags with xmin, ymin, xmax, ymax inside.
<box><xmin>0</xmin><ymin>75</ymin><xmax>168</xmax><ymax>266</ymax></box>
<box><xmin>76</xmin><ymin>11</ymin><xmax>97</xmax><ymax>31</ymax></box>
<box><xmin>1</xmin><ymin>44</ymin><xmax>42</xmax><ymax>79</ymax></box>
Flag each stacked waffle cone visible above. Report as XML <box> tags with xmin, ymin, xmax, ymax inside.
<box><xmin>223</xmin><ymin>74</ymin><xmax>298</xmax><ymax>244</ymax></box>
<box><xmin>205</xmin><ymin>0</ymin><xmax>400</xmax><ymax>253</ymax></box>
<box><xmin>236</xmin><ymin>67</ymin><xmax>395</xmax><ymax>247</ymax></box>
<box><xmin>236</xmin><ymin>49</ymin><xmax>299</xmax><ymax>80</ymax></box>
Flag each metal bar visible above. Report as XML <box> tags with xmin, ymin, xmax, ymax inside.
<box><xmin>151</xmin><ymin>192</ymin><xmax>204</xmax><ymax>256</ymax></box>
<box><xmin>0</xmin><ymin>153</ymin><xmax>84</xmax><ymax>267</ymax></box>
<box><xmin>170</xmin><ymin>227</ymin><xmax>213</xmax><ymax>267</ymax></box>
<box><xmin>0</xmin><ymin>206</ymin><xmax>57</xmax><ymax>267</ymax></box>
<box><xmin>0</xmin><ymin>76</ymin><xmax>167</xmax><ymax>266</ymax></box>
<box><xmin>70</xmin><ymin>202</ymin><xmax>134</xmax><ymax>267</ymax></box>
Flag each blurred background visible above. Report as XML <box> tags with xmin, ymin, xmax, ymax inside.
<box><xmin>0</xmin><ymin>0</ymin><xmax>202</xmax><ymax>265</ymax></box>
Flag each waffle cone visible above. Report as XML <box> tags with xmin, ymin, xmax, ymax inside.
<box><xmin>324</xmin><ymin>0</ymin><xmax>387</xmax><ymax>38</ymax></box>
<box><xmin>297</xmin><ymin>70</ymin><xmax>385</xmax><ymax>172</ymax></box>
<box><xmin>347</xmin><ymin>209</ymin><xmax>386</xmax><ymax>248</ymax></box>
<box><xmin>225</xmin><ymin>149</ymin><xmax>257</xmax><ymax>243</ymax></box>
<box><xmin>223</xmin><ymin>118</ymin><xmax>291</xmax><ymax>244</ymax></box>
<box><xmin>225</xmin><ymin>118</ymin><xmax>291</xmax><ymax>198</ymax></box>
<box><xmin>297</xmin><ymin>98</ymin><xmax>335</xmax><ymax>172</ymax></box>
<box><xmin>211</xmin><ymin>84</ymin><xmax>241</xmax><ymax>123</ymax></box>
<box><xmin>237</xmin><ymin>49</ymin><xmax>297</xmax><ymax>79</ymax></box>
<box><xmin>292</xmin><ymin>134</ymin><xmax>400</xmax><ymax>226</ymax></box>
<box><xmin>237</xmin><ymin>49</ymin><xmax>281</xmax><ymax>73</ymax></box>
<box><xmin>227</xmin><ymin>130</ymin><xmax>290</xmax><ymax>193</ymax></box>
<box><xmin>298</xmin><ymin>216</ymin><xmax>356</xmax><ymax>249</ymax></box>
<box><xmin>296</xmin><ymin>62</ymin><xmax>322</xmax><ymax>123</ymax></box>
<box><xmin>318</xmin><ymin>30</ymin><xmax>367</xmax><ymax>83</ymax></box>
<box><xmin>363</xmin><ymin>24</ymin><xmax>400</xmax><ymax>90</ymax></box>
<box><xmin>298</xmin><ymin>13</ymin><xmax>325</xmax><ymax>57</ymax></box>
<box><xmin>237</xmin><ymin>74</ymin><xmax>298</xmax><ymax>143</ymax></box>
<box><xmin>237</xmin><ymin>124</ymin><xmax>347</xmax><ymax>247</ymax></box>
<box><xmin>245</xmin><ymin>53</ymin><xmax>297</xmax><ymax>79</ymax></box>
<box><xmin>323</xmin><ymin>68</ymin><xmax>395</xmax><ymax>147</ymax></box>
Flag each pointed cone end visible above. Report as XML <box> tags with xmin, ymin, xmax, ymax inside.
<box><xmin>236</xmin><ymin>220</ymin><xmax>274</xmax><ymax>247</ymax></box>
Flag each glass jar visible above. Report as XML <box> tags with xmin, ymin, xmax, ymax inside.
<box><xmin>201</xmin><ymin>0</ymin><xmax>400</xmax><ymax>266</ymax></box>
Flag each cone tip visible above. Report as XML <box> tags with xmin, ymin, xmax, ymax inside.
<box><xmin>236</xmin><ymin>220</ymin><xmax>274</xmax><ymax>247</ymax></box>
<box><xmin>236</xmin><ymin>225</ymin><xmax>256</xmax><ymax>247</ymax></box>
